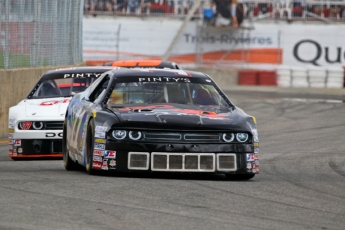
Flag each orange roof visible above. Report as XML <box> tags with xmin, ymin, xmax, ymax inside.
<box><xmin>111</xmin><ymin>60</ymin><xmax>162</xmax><ymax>67</ymax></box>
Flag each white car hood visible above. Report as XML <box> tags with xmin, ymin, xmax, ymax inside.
<box><xmin>23</xmin><ymin>98</ymin><xmax>71</xmax><ymax>117</ymax></box>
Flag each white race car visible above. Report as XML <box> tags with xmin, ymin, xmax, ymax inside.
<box><xmin>8</xmin><ymin>66</ymin><xmax>113</xmax><ymax>160</ymax></box>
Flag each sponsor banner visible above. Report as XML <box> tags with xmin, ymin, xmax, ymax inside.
<box><xmin>252</xmin><ymin>163</ymin><xmax>259</xmax><ymax>173</ymax></box>
<box><xmin>92</xmin><ymin>162</ymin><xmax>102</xmax><ymax>169</ymax></box>
<box><xmin>8</xmin><ymin>118</ymin><xmax>15</xmax><ymax>128</ymax></box>
<box><xmin>93</xmin><ymin>156</ymin><xmax>103</xmax><ymax>162</ymax></box>
<box><xmin>94</xmin><ymin>143</ymin><xmax>105</xmax><ymax>150</ymax></box>
<box><xmin>104</xmin><ymin>150</ymin><xmax>116</xmax><ymax>159</ymax></box>
<box><xmin>101</xmin><ymin>160</ymin><xmax>109</xmax><ymax>170</ymax></box>
<box><xmin>109</xmin><ymin>159</ymin><xmax>116</xmax><ymax>167</ymax></box>
<box><xmin>95</xmin><ymin>132</ymin><xmax>106</xmax><ymax>139</ymax></box>
<box><xmin>255</xmin><ymin>159</ymin><xmax>259</xmax><ymax>166</ymax></box>
<box><xmin>93</xmin><ymin>150</ymin><xmax>104</xmax><ymax>156</ymax></box>
<box><xmin>95</xmin><ymin>138</ymin><xmax>106</xmax><ymax>144</ymax></box>
<box><xmin>246</xmin><ymin>154</ymin><xmax>255</xmax><ymax>162</ymax></box>
<box><xmin>83</xmin><ymin>17</ymin><xmax>345</xmax><ymax>67</ymax></box>
<box><xmin>83</xmin><ymin>17</ymin><xmax>181</xmax><ymax>58</ymax></box>
<box><xmin>95</xmin><ymin>126</ymin><xmax>107</xmax><ymax>132</ymax></box>
<box><xmin>275</xmin><ymin>24</ymin><xmax>345</xmax><ymax>67</ymax></box>
<box><xmin>14</xmin><ymin>140</ymin><xmax>21</xmax><ymax>146</ymax></box>
<box><xmin>40</xmin><ymin>99</ymin><xmax>70</xmax><ymax>106</ymax></box>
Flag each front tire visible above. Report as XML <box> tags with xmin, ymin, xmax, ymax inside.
<box><xmin>62</xmin><ymin>121</ymin><xmax>79</xmax><ymax>170</ymax></box>
<box><xmin>85</xmin><ymin>119</ymin><xmax>97</xmax><ymax>175</ymax></box>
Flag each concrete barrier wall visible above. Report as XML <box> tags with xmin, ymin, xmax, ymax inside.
<box><xmin>0</xmin><ymin>64</ymin><xmax>85</xmax><ymax>138</ymax></box>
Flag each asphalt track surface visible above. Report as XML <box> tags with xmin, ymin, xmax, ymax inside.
<box><xmin>0</xmin><ymin>86</ymin><xmax>344</xmax><ymax>230</ymax></box>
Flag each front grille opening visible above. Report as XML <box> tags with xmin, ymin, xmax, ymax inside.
<box><xmin>153</xmin><ymin>154</ymin><xmax>167</xmax><ymax>169</ymax></box>
<box><xmin>45</xmin><ymin>121</ymin><xmax>64</xmax><ymax>130</ymax></box>
<box><xmin>144</xmin><ymin>132</ymin><xmax>181</xmax><ymax>141</ymax></box>
<box><xmin>152</xmin><ymin>153</ymin><xmax>215</xmax><ymax>172</ymax></box>
<box><xmin>185</xmin><ymin>155</ymin><xmax>198</xmax><ymax>169</ymax></box>
<box><xmin>200</xmin><ymin>155</ymin><xmax>214</xmax><ymax>170</ymax></box>
<box><xmin>184</xmin><ymin>134</ymin><xmax>220</xmax><ymax>141</ymax></box>
<box><xmin>52</xmin><ymin>140</ymin><xmax>62</xmax><ymax>153</ymax></box>
<box><xmin>128</xmin><ymin>152</ymin><xmax>149</xmax><ymax>170</ymax></box>
<box><xmin>169</xmin><ymin>155</ymin><xmax>183</xmax><ymax>169</ymax></box>
<box><xmin>217</xmin><ymin>154</ymin><xmax>236</xmax><ymax>171</ymax></box>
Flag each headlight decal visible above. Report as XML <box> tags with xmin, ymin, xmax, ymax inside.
<box><xmin>129</xmin><ymin>131</ymin><xmax>142</xmax><ymax>140</ymax></box>
<box><xmin>236</xmin><ymin>133</ymin><xmax>249</xmax><ymax>142</ymax></box>
<box><xmin>112</xmin><ymin>130</ymin><xmax>127</xmax><ymax>140</ymax></box>
<box><xmin>19</xmin><ymin>121</ymin><xmax>32</xmax><ymax>130</ymax></box>
<box><xmin>222</xmin><ymin>133</ymin><xmax>234</xmax><ymax>142</ymax></box>
<box><xmin>32</xmin><ymin>122</ymin><xmax>44</xmax><ymax>130</ymax></box>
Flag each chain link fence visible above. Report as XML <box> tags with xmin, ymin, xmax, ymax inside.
<box><xmin>0</xmin><ymin>0</ymin><xmax>84</xmax><ymax>69</ymax></box>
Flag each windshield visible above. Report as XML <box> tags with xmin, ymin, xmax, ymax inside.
<box><xmin>31</xmin><ymin>78</ymin><xmax>94</xmax><ymax>98</ymax></box>
<box><xmin>107</xmin><ymin>81</ymin><xmax>229</xmax><ymax>107</ymax></box>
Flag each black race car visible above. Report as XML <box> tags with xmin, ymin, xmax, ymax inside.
<box><xmin>63</xmin><ymin>68</ymin><xmax>259</xmax><ymax>180</ymax></box>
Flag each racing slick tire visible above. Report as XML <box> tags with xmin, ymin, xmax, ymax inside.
<box><xmin>225</xmin><ymin>174</ymin><xmax>255</xmax><ymax>181</ymax></box>
<box><xmin>85</xmin><ymin>119</ymin><xmax>97</xmax><ymax>175</ymax></box>
<box><xmin>62</xmin><ymin>122</ymin><xmax>79</xmax><ymax>171</ymax></box>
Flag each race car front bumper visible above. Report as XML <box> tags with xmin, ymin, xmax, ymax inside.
<box><xmin>91</xmin><ymin>141</ymin><xmax>259</xmax><ymax>174</ymax></box>
<box><xmin>8</xmin><ymin>139</ymin><xmax>63</xmax><ymax>159</ymax></box>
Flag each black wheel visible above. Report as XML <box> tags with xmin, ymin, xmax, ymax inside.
<box><xmin>225</xmin><ymin>174</ymin><xmax>255</xmax><ymax>181</ymax></box>
<box><xmin>85</xmin><ymin>119</ymin><xmax>97</xmax><ymax>175</ymax></box>
<box><xmin>62</xmin><ymin>121</ymin><xmax>79</xmax><ymax>170</ymax></box>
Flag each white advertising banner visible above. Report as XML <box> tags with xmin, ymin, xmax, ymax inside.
<box><xmin>83</xmin><ymin>17</ymin><xmax>183</xmax><ymax>59</ymax></box>
<box><xmin>276</xmin><ymin>24</ymin><xmax>345</xmax><ymax>67</ymax></box>
<box><xmin>83</xmin><ymin>17</ymin><xmax>345</xmax><ymax>67</ymax></box>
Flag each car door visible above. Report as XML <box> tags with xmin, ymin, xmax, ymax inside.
<box><xmin>68</xmin><ymin>74</ymin><xmax>110</xmax><ymax>156</ymax></box>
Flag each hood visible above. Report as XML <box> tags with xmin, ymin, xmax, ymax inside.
<box><xmin>109</xmin><ymin>104</ymin><xmax>251</xmax><ymax>131</ymax></box>
<box><xmin>24</xmin><ymin>98</ymin><xmax>71</xmax><ymax>117</ymax></box>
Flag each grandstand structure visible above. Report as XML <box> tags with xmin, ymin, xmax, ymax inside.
<box><xmin>84</xmin><ymin>0</ymin><xmax>345</xmax><ymax>23</ymax></box>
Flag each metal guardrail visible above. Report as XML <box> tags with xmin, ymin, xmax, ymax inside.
<box><xmin>0</xmin><ymin>0</ymin><xmax>84</xmax><ymax>69</ymax></box>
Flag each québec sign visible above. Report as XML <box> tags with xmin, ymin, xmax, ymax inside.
<box><xmin>293</xmin><ymin>39</ymin><xmax>345</xmax><ymax>66</ymax></box>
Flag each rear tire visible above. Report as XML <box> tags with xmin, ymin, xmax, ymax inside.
<box><xmin>85</xmin><ymin>119</ymin><xmax>97</xmax><ymax>175</ymax></box>
<box><xmin>225</xmin><ymin>174</ymin><xmax>255</xmax><ymax>181</ymax></box>
<box><xmin>62</xmin><ymin>121</ymin><xmax>79</xmax><ymax>170</ymax></box>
